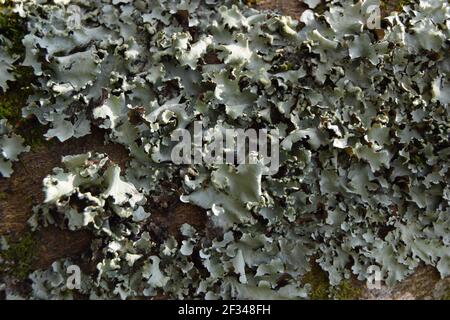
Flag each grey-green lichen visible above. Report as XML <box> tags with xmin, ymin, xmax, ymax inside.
<box><xmin>0</xmin><ymin>0</ymin><xmax>449</xmax><ymax>300</ymax></box>
<box><xmin>0</xmin><ymin>119</ymin><xmax>30</xmax><ymax>177</ymax></box>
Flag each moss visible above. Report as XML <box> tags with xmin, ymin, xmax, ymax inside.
<box><xmin>0</xmin><ymin>88</ymin><xmax>24</xmax><ymax>124</ymax></box>
<box><xmin>380</xmin><ymin>0</ymin><xmax>412</xmax><ymax>14</ymax></box>
<box><xmin>0</xmin><ymin>79</ymin><xmax>46</xmax><ymax>150</ymax></box>
<box><xmin>302</xmin><ymin>263</ymin><xmax>364</xmax><ymax>300</ymax></box>
<box><xmin>0</xmin><ymin>1</ymin><xmax>27</xmax><ymax>56</ymax></box>
<box><xmin>0</xmin><ymin>232</ymin><xmax>37</xmax><ymax>280</ymax></box>
<box><xmin>396</xmin><ymin>0</ymin><xmax>414</xmax><ymax>11</ymax></box>
<box><xmin>441</xmin><ymin>291</ymin><xmax>450</xmax><ymax>300</ymax></box>
<box><xmin>243</xmin><ymin>0</ymin><xmax>261</xmax><ymax>6</ymax></box>
<box><xmin>0</xmin><ymin>2</ymin><xmax>45</xmax><ymax>150</ymax></box>
<box><xmin>331</xmin><ymin>280</ymin><xmax>363</xmax><ymax>300</ymax></box>
<box><xmin>278</xmin><ymin>62</ymin><xmax>294</xmax><ymax>72</ymax></box>
<box><xmin>302</xmin><ymin>264</ymin><xmax>332</xmax><ymax>300</ymax></box>
<box><xmin>270</xmin><ymin>62</ymin><xmax>295</xmax><ymax>74</ymax></box>
<box><xmin>313</xmin><ymin>2</ymin><xmax>329</xmax><ymax>15</ymax></box>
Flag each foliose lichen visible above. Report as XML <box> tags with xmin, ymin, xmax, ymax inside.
<box><xmin>0</xmin><ymin>0</ymin><xmax>449</xmax><ymax>300</ymax></box>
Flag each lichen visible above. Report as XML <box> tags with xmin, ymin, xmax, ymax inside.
<box><xmin>1</xmin><ymin>0</ymin><xmax>450</xmax><ymax>300</ymax></box>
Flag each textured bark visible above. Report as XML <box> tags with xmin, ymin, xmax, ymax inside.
<box><xmin>256</xmin><ymin>0</ymin><xmax>307</xmax><ymax>19</ymax></box>
<box><xmin>362</xmin><ymin>265</ymin><xmax>450</xmax><ymax>300</ymax></box>
<box><xmin>0</xmin><ymin>127</ymin><xmax>129</xmax><ymax>267</ymax></box>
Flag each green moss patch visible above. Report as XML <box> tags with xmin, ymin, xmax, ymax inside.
<box><xmin>331</xmin><ymin>280</ymin><xmax>363</xmax><ymax>300</ymax></box>
<box><xmin>0</xmin><ymin>232</ymin><xmax>37</xmax><ymax>280</ymax></box>
<box><xmin>302</xmin><ymin>263</ymin><xmax>363</xmax><ymax>300</ymax></box>
<box><xmin>0</xmin><ymin>2</ymin><xmax>45</xmax><ymax>150</ymax></box>
<box><xmin>302</xmin><ymin>264</ymin><xmax>332</xmax><ymax>300</ymax></box>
